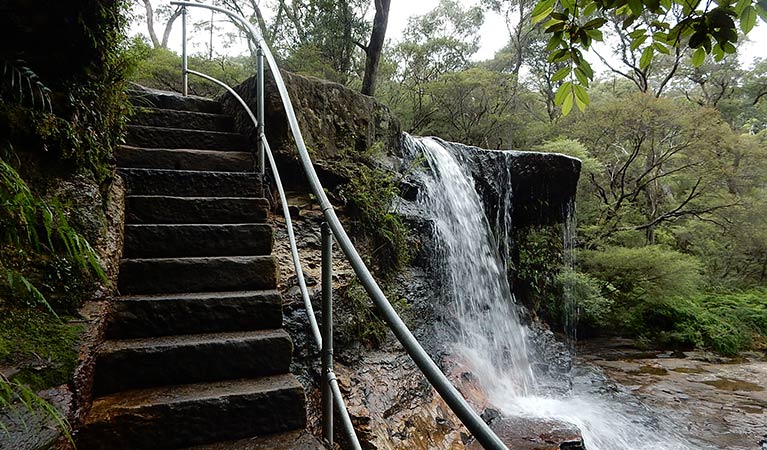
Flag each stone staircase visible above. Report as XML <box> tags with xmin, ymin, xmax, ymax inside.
<box><xmin>77</xmin><ymin>90</ymin><xmax>322</xmax><ymax>450</ymax></box>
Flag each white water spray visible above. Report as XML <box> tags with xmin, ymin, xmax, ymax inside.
<box><xmin>407</xmin><ymin>135</ymin><xmax>708</xmax><ymax>450</ymax></box>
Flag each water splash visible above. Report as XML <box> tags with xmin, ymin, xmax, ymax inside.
<box><xmin>405</xmin><ymin>135</ymin><xmax>707</xmax><ymax>450</ymax></box>
<box><xmin>409</xmin><ymin>135</ymin><xmax>534</xmax><ymax>397</ymax></box>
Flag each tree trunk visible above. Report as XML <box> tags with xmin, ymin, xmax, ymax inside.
<box><xmin>160</xmin><ymin>8</ymin><xmax>183</xmax><ymax>49</ymax></box>
<box><xmin>143</xmin><ymin>0</ymin><xmax>161</xmax><ymax>48</ymax></box>
<box><xmin>361</xmin><ymin>0</ymin><xmax>391</xmax><ymax>96</ymax></box>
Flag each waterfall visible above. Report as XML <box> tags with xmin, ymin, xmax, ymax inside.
<box><xmin>405</xmin><ymin>135</ymin><xmax>707</xmax><ymax>450</ymax></box>
<box><xmin>409</xmin><ymin>135</ymin><xmax>534</xmax><ymax>397</ymax></box>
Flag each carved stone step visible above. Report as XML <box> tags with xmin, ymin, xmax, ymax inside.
<box><xmin>93</xmin><ymin>329</ymin><xmax>293</xmax><ymax>396</ymax></box>
<box><xmin>125</xmin><ymin>196</ymin><xmax>268</xmax><ymax>224</ymax></box>
<box><xmin>124</xmin><ymin>224</ymin><xmax>272</xmax><ymax>258</ymax></box>
<box><xmin>118</xmin><ymin>146</ymin><xmax>254</xmax><ymax>172</ymax></box>
<box><xmin>125</xmin><ymin>125</ymin><xmax>248</xmax><ymax>151</ymax></box>
<box><xmin>132</xmin><ymin>107</ymin><xmax>233</xmax><ymax>131</ymax></box>
<box><xmin>119</xmin><ymin>168</ymin><xmax>261</xmax><ymax>197</ymax></box>
<box><xmin>77</xmin><ymin>375</ymin><xmax>306</xmax><ymax>450</ymax></box>
<box><xmin>180</xmin><ymin>430</ymin><xmax>326</xmax><ymax>450</ymax></box>
<box><xmin>118</xmin><ymin>256</ymin><xmax>278</xmax><ymax>295</ymax></box>
<box><xmin>128</xmin><ymin>89</ymin><xmax>222</xmax><ymax>114</ymax></box>
<box><xmin>106</xmin><ymin>290</ymin><xmax>283</xmax><ymax>339</ymax></box>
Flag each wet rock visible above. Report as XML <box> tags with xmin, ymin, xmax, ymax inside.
<box><xmin>0</xmin><ymin>385</ymin><xmax>72</xmax><ymax>450</ymax></box>
<box><xmin>466</xmin><ymin>416</ymin><xmax>585</xmax><ymax>450</ymax></box>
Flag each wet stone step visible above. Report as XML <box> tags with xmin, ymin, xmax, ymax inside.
<box><xmin>125</xmin><ymin>196</ymin><xmax>269</xmax><ymax>224</ymax></box>
<box><xmin>119</xmin><ymin>168</ymin><xmax>262</xmax><ymax>197</ymax></box>
<box><xmin>106</xmin><ymin>290</ymin><xmax>283</xmax><ymax>339</ymax></box>
<box><xmin>93</xmin><ymin>329</ymin><xmax>293</xmax><ymax>396</ymax></box>
<box><xmin>124</xmin><ymin>224</ymin><xmax>273</xmax><ymax>258</ymax></box>
<box><xmin>117</xmin><ymin>256</ymin><xmax>278</xmax><ymax>295</ymax></box>
<box><xmin>128</xmin><ymin>89</ymin><xmax>222</xmax><ymax>114</ymax></box>
<box><xmin>125</xmin><ymin>125</ymin><xmax>248</xmax><ymax>151</ymax></box>
<box><xmin>180</xmin><ymin>430</ymin><xmax>326</xmax><ymax>450</ymax></box>
<box><xmin>131</xmin><ymin>107</ymin><xmax>233</xmax><ymax>132</ymax></box>
<box><xmin>77</xmin><ymin>375</ymin><xmax>306</xmax><ymax>450</ymax></box>
<box><xmin>117</xmin><ymin>146</ymin><xmax>254</xmax><ymax>172</ymax></box>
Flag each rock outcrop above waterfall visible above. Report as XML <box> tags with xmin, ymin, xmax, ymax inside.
<box><xmin>436</xmin><ymin>139</ymin><xmax>581</xmax><ymax>226</ymax></box>
<box><xmin>220</xmin><ymin>69</ymin><xmax>402</xmax><ymax>188</ymax></box>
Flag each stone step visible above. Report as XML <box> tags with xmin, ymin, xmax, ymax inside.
<box><xmin>106</xmin><ymin>290</ymin><xmax>283</xmax><ymax>339</ymax></box>
<box><xmin>125</xmin><ymin>125</ymin><xmax>248</xmax><ymax>151</ymax></box>
<box><xmin>132</xmin><ymin>107</ymin><xmax>233</xmax><ymax>131</ymax></box>
<box><xmin>129</xmin><ymin>89</ymin><xmax>222</xmax><ymax>114</ymax></box>
<box><xmin>120</xmin><ymin>168</ymin><xmax>261</xmax><ymax>197</ymax></box>
<box><xmin>93</xmin><ymin>329</ymin><xmax>293</xmax><ymax>396</ymax></box>
<box><xmin>118</xmin><ymin>145</ymin><xmax>254</xmax><ymax>172</ymax></box>
<box><xmin>124</xmin><ymin>224</ymin><xmax>273</xmax><ymax>258</ymax></box>
<box><xmin>180</xmin><ymin>430</ymin><xmax>326</xmax><ymax>450</ymax></box>
<box><xmin>77</xmin><ymin>375</ymin><xmax>306</xmax><ymax>450</ymax></box>
<box><xmin>125</xmin><ymin>196</ymin><xmax>269</xmax><ymax>224</ymax></box>
<box><xmin>118</xmin><ymin>256</ymin><xmax>278</xmax><ymax>295</ymax></box>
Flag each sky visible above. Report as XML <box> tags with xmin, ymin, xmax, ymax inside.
<box><xmin>144</xmin><ymin>0</ymin><xmax>767</xmax><ymax>72</ymax></box>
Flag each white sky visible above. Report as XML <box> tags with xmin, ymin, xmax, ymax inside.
<box><xmin>146</xmin><ymin>0</ymin><xmax>767</xmax><ymax>72</ymax></box>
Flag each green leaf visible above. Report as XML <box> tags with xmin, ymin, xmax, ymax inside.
<box><xmin>583</xmin><ymin>2</ymin><xmax>598</xmax><ymax>16</ymax></box>
<box><xmin>583</xmin><ymin>18</ymin><xmax>608</xmax><ymax>29</ymax></box>
<box><xmin>547</xmin><ymin>35</ymin><xmax>566</xmax><ymax>51</ymax></box>
<box><xmin>531</xmin><ymin>0</ymin><xmax>557</xmax><ymax>18</ymax></box>
<box><xmin>734</xmin><ymin>0</ymin><xmax>751</xmax><ymax>15</ymax></box>
<box><xmin>554</xmin><ymin>81</ymin><xmax>572</xmax><ymax>106</ymax></box>
<box><xmin>573</xmin><ymin>83</ymin><xmax>590</xmax><ymax>106</ymax></box>
<box><xmin>692</xmin><ymin>46</ymin><xmax>706</xmax><ymax>66</ymax></box>
<box><xmin>740</xmin><ymin>6</ymin><xmax>757</xmax><ymax>33</ymax></box>
<box><xmin>575</xmin><ymin>67</ymin><xmax>590</xmax><ymax>85</ymax></box>
<box><xmin>562</xmin><ymin>91</ymin><xmax>575</xmax><ymax>115</ymax></box>
<box><xmin>630</xmin><ymin>35</ymin><xmax>649</xmax><ymax>50</ymax></box>
<box><xmin>579</xmin><ymin>59</ymin><xmax>594</xmax><ymax>78</ymax></box>
<box><xmin>639</xmin><ymin>46</ymin><xmax>655</xmax><ymax>69</ymax></box>
<box><xmin>628</xmin><ymin>0</ymin><xmax>643</xmax><ymax>16</ymax></box>
<box><xmin>757</xmin><ymin>0</ymin><xmax>767</xmax><ymax>20</ymax></box>
<box><xmin>533</xmin><ymin>6</ymin><xmax>555</xmax><ymax>24</ymax></box>
<box><xmin>585</xmin><ymin>29</ymin><xmax>604</xmax><ymax>41</ymax></box>
<box><xmin>552</xmin><ymin>66</ymin><xmax>571</xmax><ymax>82</ymax></box>
<box><xmin>653</xmin><ymin>42</ymin><xmax>670</xmax><ymax>54</ymax></box>
<box><xmin>561</xmin><ymin>0</ymin><xmax>576</xmax><ymax>12</ymax></box>
<box><xmin>629</xmin><ymin>28</ymin><xmax>647</xmax><ymax>38</ymax></box>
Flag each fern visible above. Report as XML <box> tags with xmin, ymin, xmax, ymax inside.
<box><xmin>0</xmin><ymin>374</ymin><xmax>72</xmax><ymax>444</ymax></box>
<box><xmin>1</xmin><ymin>60</ymin><xmax>52</xmax><ymax>113</ymax></box>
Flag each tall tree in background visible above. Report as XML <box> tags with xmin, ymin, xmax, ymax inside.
<box><xmin>359</xmin><ymin>0</ymin><xmax>391</xmax><ymax>96</ymax></box>
<box><xmin>139</xmin><ymin>0</ymin><xmax>182</xmax><ymax>49</ymax></box>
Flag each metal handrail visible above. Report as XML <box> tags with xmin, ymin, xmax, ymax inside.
<box><xmin>171</xmin><ymin>3</ymin><xmax>509</xmax><ymax>449</ymax></box>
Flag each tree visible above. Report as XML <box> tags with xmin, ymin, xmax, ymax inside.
<box><xmin>138</xmin><ymin>0</ymin><xmax>183</xmax><ymax>49</ymax></box>
<box><xmin>359</xmin><ymin>0</ymin><xmax>391</xmax><ymax>96</ymax></box>
<box><xmin>531</xmin><ymin>0</ymin><xmax>767</xmax><ymax>114</ymax></box>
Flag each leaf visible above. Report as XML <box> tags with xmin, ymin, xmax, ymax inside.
<box><xmin>629</xmin><ymin>28</ymin><xmax>647</xmax><ymax>39</ymax></box>
<box><xmin>575</xmin><ymin>67</ymin><xmax>590</xmax><ymax>85</ymax></box>
<box><xmin>547</xmin><ymin>35</ymin><xmax>566</xmax><ymax>51</ymax></box>
<box><xmin>552</xmin><ymin>66</ymin><xmax>571</xmax><ymax>82</ymax></box>
<box><xmin>628</xmin><ymin>0</ymin><xmax>643</xmax><ymax>16</ymax></box>
<box><xmin>740</xmin><ymin>5</ymin><xmax>757</xmax><ymax>33</ymax></box>
<box><xmin>573</xmin><ymin>83</ymin><xmax>590</xmax><ymax>107</ymax></box>
<box><xmin>549</xmin><ymin>48</ymin><xmax>570</xmax><ymax>62</ymax></box>
<box><xmin>532</xmin><ymin>6</ymin><xmax>555</xmax><ymax>24</ymax></box>
<box><xmin>554</xmin><ymin>81</ymin><xmax>573</xmax><ymax>106</ymax></box>
<box><xmin>689</xmin><ymin>31</ymin><xmax>708</xmax><ymax>49</ymax></box>
<box><xmin>653</xmin><ymin>42</ymin><xmax>671</xmax><ymax>54</ymax></box>
<box><xmin>639</xmin><ymin>46</ymin><xmax>655</xmax><ymax>69</ymax></box>
<box><xmin>630</xmin><ymin>35</ymin><xmax>649</xmax><ymax>50</ymax></box>
<box><xmin>692</xmin><ymin>46</ymin><xmax>706</xmax><ymax>66</ymax></box>
<box><xmin>585</xmin><ymin>29</ymin><xmax>604</xmax><ymax>40</ymax></box>
<box><xmin>583</xmin><ymin>18</ymin><xmax>608</xmax><ymax>29</ymax></box>
<box><xmin>579</xmin><ymin>59</ymin><xmax>594</xmax><ymax>78</ymax></box>
<box><xmin>757</xmin><ymin>0</ymin><xmax>767</xmax><ymax>20</ymax></box>
<box><xmin>531</xmin><ymin>0</ymin><xmax>557</xmax><ymax>18</ymax></box>
<box><xmin>562</xmin><ymin>91</ymin><xmax>575</xmax><ymax>115</ymax></box>
<box><xmin>583</xmin><ymin>2</ymin><xmax>598</xmax><ymax>16</ymax></box>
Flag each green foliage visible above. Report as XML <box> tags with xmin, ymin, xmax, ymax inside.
<box><xmin>555</xmin><ymin>268</ymin><xmax>615</xmax><ymax>332</ymax></box>
<box><xmin>0</xmin><ymin>376</ymin><xmax>72</xmax><ymax>443</ymax></box>
<box><xmin>533</xmin><ymin>0</ymin><xmax>767</xmax><ymax>111</ymax></box>
<box><xmin>514</xmin><ymin>225</ymin><xmax>564</xmax><ymax>318</ymax></box>
<box><xmin>127</xmin><ymin>38</ymin><xmax>253</xmax><ymax>97</ymax></box>
<box><xmin>337</xmin><ymin>278</ymin><xmax>411</xmax><ymax>349</ymax></box>
<box><xmin>344</xmin><ymin>163</ymin><xmax>413</xmax><ymax>276</ymax></box>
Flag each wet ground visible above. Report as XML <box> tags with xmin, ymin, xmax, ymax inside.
<box><xmin>578</xmin><ymin>339</ymin><xmax>767</xmax><ymax>450</ymax></box>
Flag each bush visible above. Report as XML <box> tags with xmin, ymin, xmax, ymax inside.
<box><xmin>555</xmin><ymin>269</ymin><xmax>614</xmax><ymax>334</ymax></box>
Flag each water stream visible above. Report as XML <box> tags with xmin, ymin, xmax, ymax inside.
<box><xmin>406</xmin><ymin>135</ymin><xmax>716</xmax><ymax>450</ymax></box>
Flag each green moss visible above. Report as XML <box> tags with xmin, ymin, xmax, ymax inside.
<box><xmin>337</xmin><ymin>278</ymin><xmax>411</xmax><ymax>349</ymax></box>
<box><xmin>0</xmin><ymin>308</ymin><xmax>83</xmax><ymax>390</ymax></box>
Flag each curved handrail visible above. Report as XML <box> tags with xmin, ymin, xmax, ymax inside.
<box><xmin>171</xmin><ymin>3</ymin><xmax>509</xmax><ymax>450</ymax></box>
<box><xmin>185</xmin><ymin>68</ymin><xmax>360</xmax><ymax>449</ymax></box>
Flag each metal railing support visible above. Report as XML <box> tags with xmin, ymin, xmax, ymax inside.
<box><xmin>321</xmin><ymin>222</ymin><xmax>334</xmax><ymax>444</ymax></box>
<box><xmin>181</xmin><ymin>6</ymin><xmax>188</xmax><ymax>96</ymax></box>
<box><xmin>170</xmin><ymin>3</ymin><xmax>509</xmax><ymax>449</ymax></box>
<box><xmin>256</xmin><ymin>45</ymin><xmax>265</xmax><ymax>176</ymax></box>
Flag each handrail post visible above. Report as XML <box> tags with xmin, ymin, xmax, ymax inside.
<box><xmin>256</xmin><ymin>45</ymin><xmax>265</xmax><ymax>177</ymax></box>
<box><xmin>321</xmin><ymin>222</ymin><xmax>334</xmax><ymax>445</ymax></box>
<box><xmin>181</xmin><ymin>6</ymin><xmax>188</xmax><ymax>96</ymax></box>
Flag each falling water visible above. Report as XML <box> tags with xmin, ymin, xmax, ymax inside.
<box><xmin>406</xmin><ymin>135</ymin><xmax>710</xmax><ymax>450</ymax></box>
